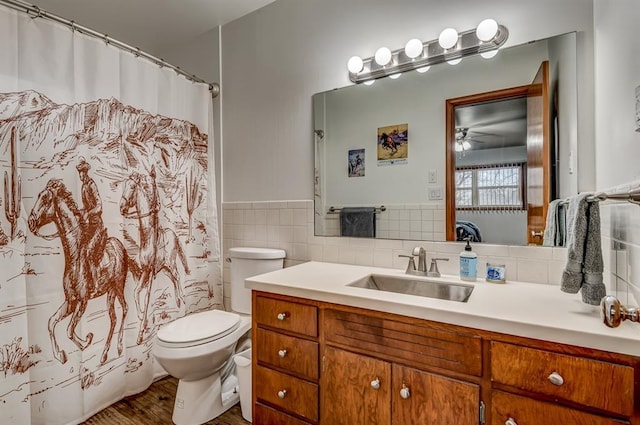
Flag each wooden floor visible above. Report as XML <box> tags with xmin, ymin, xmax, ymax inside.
<box><xmin>82</xmin><ymin>377</ymin><xmax>250</xmax><ymax>425</ymax></box>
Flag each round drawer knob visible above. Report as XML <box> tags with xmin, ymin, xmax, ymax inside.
<box><xmin>400</xmin><ymin>384</ymin><xmax>410</xmax><ymax>399</ymax></box>
<box><xmin>277</xmin><ymin>389</ymin><xmax>287</xmax><ymax>399</ymax></box>
<box><xmin>505</xmin><ymin>418</ymin><xmax>518</xmax><ymax>425</ymax></box>
<box><xmin>370</xmin><ymin>377</ymin><xmax>380</xmax><ymax>390</ymax></box>
<box><xmin>547</xmin><ymin>371</ymin><xmax>564</xmax><ymax>386</ymax></box>
<box><xmin>278</xmin><ymin>349</ymin><xmax>288</xmax><ymax>358</ymax></box>
<box><xmin>277</xmin><ymin>312</ymin><xmax>288</xmax><ymax>321</ymax></box>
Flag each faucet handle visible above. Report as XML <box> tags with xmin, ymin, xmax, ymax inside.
<box><xmin>428</xmin><ymin>258</ymin><xmax>449</xmax><ymax>277</ymax></box>
<box><xmin>398</xmin><ymin>254</ymin><xmax>416</xmax><ymax>273</ymax></box>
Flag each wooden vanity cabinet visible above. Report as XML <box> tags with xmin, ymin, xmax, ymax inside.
<box><xmin>490</xmin><ymin>341</ymin><xmax>636</xmax><ymax>425</ymax></box>
<box><xmin>252</xmin><ymin>293</ymin><xmax>320</xmax><ymax>425</ymax></box>
<box><xmin>322</xmin><ymin>308</ymin><xmax>482</xmax><ymax>425</ymax></box>
<box><xmin>252</xmin><ymin>291</ymin><xmax>640</xmax><ymax>425</ymax></box>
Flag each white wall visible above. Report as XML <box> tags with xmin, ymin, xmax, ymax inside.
<box><xmin>221</xmin><ymin>0</ymin><xmax>595</xmax><ymax>202</ymax></box>
<box><xmin>594</xmin><ymin>0</ymin><xmax>640</xmax><ymax>303</ymax></box>
<box><xmin>594</xmin><ymin>0</ymin><xmax>640</xmax><ymax>189</ymax></box>
<box><xmin>156</xmin><ymin>28</ymin><xmax>223</xmax><ymax>236</ymax></box>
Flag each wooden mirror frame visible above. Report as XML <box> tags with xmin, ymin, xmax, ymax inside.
<box><xmin>445</xmin><ymin>85</ymin><xmax>532</xmax><ymax>242</ymax></box>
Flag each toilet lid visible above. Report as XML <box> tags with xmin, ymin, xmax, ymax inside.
<box><xmin>157</xmin><ymin>310</ymin><xmax>241</xmax><ymax>347</ymax></box>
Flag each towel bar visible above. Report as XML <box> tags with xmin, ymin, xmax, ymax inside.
<box><xmin>601</xmin><ymin>296</ymin><xmax>640</xmax><ymax>328</ymax></box>
<box><xmin>327</xmin><ymin>206</ymin><xmax>386</xmax><ymax>214</ymax></box>
<box><xmin>560</xmin><ymin>188</ymin><xmax>640</xmax><ymax>206</ymax></box>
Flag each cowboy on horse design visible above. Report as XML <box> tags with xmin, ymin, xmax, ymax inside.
<box><xmin>77</xmin><ymin>157</ymin><xmax>108</xmax><ymax>298</ymax></box>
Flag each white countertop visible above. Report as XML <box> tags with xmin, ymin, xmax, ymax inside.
<box><xmin>246</xmin><ymin>261</ymin><xmax>640</xmax><ymax>357</ymax></box>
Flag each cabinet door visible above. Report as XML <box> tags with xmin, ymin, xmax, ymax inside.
<box><xmin>322</xmin><ymin>346</ymin><xmax>391</xmax><ymax>425</ymax></box>
<box><xmin>392</xmin><ymin>364</ymin><xmax>480</xmax><ymax>425</ymax></box>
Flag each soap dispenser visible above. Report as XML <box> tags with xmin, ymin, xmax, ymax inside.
<box><xmin>459</xmin><ymin>238</ymin><xmax>477</xmax><ymax>281</ymax></box>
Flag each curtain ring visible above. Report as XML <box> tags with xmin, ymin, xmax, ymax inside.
<box><xmin>31</xmin><ymin>5</ymin><xmax>42</xmax><ymax>20</ymax></box>
<box><xmin>134</xmin><ymin>47</ymin><xmax>141</xmax><ymax>58</ymax></box>
<box><xmin>70</xmin><ymin>21</ymin><xmax>76</xmax><ymax>33</ymax></box>
<box><xmin>158</xmin><ymin>59</ymin><xmax>165</xmax><ymax>69</ymax></box>
<box><xmin>104</xmin><ymin>34</ymin><xmax>110</xmax><ymax>45</ymax></box>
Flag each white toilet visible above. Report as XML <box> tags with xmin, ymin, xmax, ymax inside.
<box><xmin>153</xmin><ymin>247</ymin><xmax>286</xmax><ymax>425</ymax></box>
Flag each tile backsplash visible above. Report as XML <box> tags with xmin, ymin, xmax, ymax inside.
<box><xmin>319</xmin><ymin>203</ymin><xmax>446</xmax><ymax>241</ymax></box>
<box><xmin>599</xmin><ymin>180</ymin><xmax>640</xmax><ymax>306</ymax></box>
<box><xmin>222</xmin><ymin>200</ymin><xmax>569</xmax><ymax>309</ymax></box>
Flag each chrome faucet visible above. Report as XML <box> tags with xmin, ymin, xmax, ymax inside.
<box><xmin>413</xmin><ymin>246</ymin><xmax>427</xmax><ymax>272</ymax></box>
<box><xmin>399</xmin><ymin>246</ymin><xmax>449</xmax><ymax>277</ymax></box>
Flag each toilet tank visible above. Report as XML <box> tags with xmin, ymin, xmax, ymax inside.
<box><xmin>229</xmin><ymin>247</ymin><xmax>286</xmax><ymax>314</ymax></box>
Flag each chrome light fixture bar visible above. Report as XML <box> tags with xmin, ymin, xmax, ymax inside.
<box><xmin>348</xmin><ymin>21</ymin><xmax>509</xmax><ymax>84</ymax></box>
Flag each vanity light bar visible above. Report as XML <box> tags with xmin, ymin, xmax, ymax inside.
<box><xmin>348</xmin><ymin>23</ymin><xmax>509</xmax><ymax>84</ymax></box>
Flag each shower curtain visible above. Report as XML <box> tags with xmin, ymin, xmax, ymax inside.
<box><xmin>0</xmin><ymin>6</ymin><xmax>222</xmax><ymax>425</ymax></box>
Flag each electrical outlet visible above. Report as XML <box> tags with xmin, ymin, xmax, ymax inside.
<box><xmin>428</xmin><ymin>169</ymin><xmax>437</xmax><ymax>183</ymax></box>
<box><xmin>428</xmin><ymin>187</ymin><xmax>442</xmax><ymax>200</ymax></box>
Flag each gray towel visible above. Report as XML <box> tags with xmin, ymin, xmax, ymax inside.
<box><xmin>543</xmin><ymin>199</ymin><xmax>565</xmax><ymax>247</ymax></box>
<box><xmin>340</xmin><ymin>207</ymin><xmax>376</xmax><ymax>238</ymax></box>
<box><xmin>560</xmin><ymin>193</ymin><xmax>606</xmax><ymax>305</ymax></box>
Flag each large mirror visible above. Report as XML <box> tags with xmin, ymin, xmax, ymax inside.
<box><xmin>313</xmin><ymin>32</ymin><xmax>577</xmax><ymax>246</ymax></box>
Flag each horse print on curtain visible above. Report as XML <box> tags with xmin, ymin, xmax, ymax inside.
<box><xmin>0</xmin><ymin>89</ymin><xmax>215</xmax><ymax>421</ymax></box>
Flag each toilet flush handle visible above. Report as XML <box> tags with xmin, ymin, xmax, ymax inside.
<box><xmin>278</xmin><ymin>349</ymin><xmax>287</xmax><ymax>358</ymax></box>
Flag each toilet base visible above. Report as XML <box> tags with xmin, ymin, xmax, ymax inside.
<box><xmin>172</xmin><ymin>371</ymin><xmax>239</xmax><ymax>425</ymax></box>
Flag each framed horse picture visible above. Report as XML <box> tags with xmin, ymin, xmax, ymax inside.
<box><xmin>377</xmin><ymin>123</ymin><xmax>408</xmax><ymax>166</ymax></box>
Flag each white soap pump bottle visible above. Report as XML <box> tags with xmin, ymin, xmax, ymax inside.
<box><xmin>459</xmin><ymin>238</ymin><xmax>478</xmax><ymax>281</ymax></box>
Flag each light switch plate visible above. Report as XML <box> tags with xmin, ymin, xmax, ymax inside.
<box><xmin>428</xmin><ymin>187</ymin><xmax>442</xmax><ymax>200</ymax></box>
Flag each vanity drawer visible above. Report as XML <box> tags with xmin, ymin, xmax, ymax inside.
<box><xmin>324</xmin><ymin>309</ymin><xmax>482</xmax><ymax>376</ymax></box>
<box><xmin>255</xmin><ymin>365</ymin><xmax>319</xmax><ymax>422</ymax></box>
<box><xmin>491</xmin><ymin>391</ymin><xmax>629</xmax><ymax>425</ymax></box>
<box><xmin>254</xmin><ymin>402</ymin><xmax>313</xmax><ymax>425</ymax></box>
<box><xmin>255</xmin><ymin>296</ymin><xmax>318</xmax><ymax>337</ymax></box>
<box><xmin>256</xmin><ymin>328</ymin><xmax>319</xmax><ymax>381</ymax></box>
<box><xmin>491</xmin><ymin>342</ymin><xmax>634</xmax><ymax>416</ymax></box>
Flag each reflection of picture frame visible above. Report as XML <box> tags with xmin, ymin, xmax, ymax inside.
<box><xmin>348</xmin><ymin>149</ymin><xmax>365</xmax><ymax>177</ymax></box>
<box><xmin>377</xmin><ymin>123</ymin><xmax>408</xmax><ymax>166</ymax></box>
<box><xmin>636</xmin><ymin>85</ymin><xmax>640</xmax><ymax>132</ymax></box>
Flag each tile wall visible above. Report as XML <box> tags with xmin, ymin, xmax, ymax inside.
<box><xmin>320</xmin><ymin>203</ymin><xmax>446</xmax><ymax>241</ymax></box>
<box><xmin>600</xmin><ymin>180</ymin><xmax>640</xmax><ymax>305</ymax></box>
<box><xmin>222</xmin><ymin>200</ymin><xmax>569</xmax><ymax>309</ymax></box>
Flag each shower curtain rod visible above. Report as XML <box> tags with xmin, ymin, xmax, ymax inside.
<box><xmin>0</xmin><ymin>0</ymin><xmax>221</xmax><ymax>98</ymax></box>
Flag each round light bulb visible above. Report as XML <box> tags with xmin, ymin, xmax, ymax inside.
<box><xmin>374</xmin><ymin>47</ymin><xmax>392</xmax><ymax>66</ymax></box>
<box><xmin>364</xmin><ymin>80</ymin><xmax>375</xmax><ymax>86</ymax></box>
<box><xmin>438</xmin><ymin>28</ymin><xmax>459</xmax><ymax>49</ymax></box>
<box><xmin>404</xmin><ymin>38</ymin><xmax>423</xmax><ymax>59</ymax></box>
<box><xmin>416</xmin><ymin>66</ymin><xmax>431</xmax><ymax>73</ymax></box>
<box><xmin>476</xmin><ymin>19</ymin><xmax>498</xmax><ymax>42</ymax></box>
<box><xmin>347</xmin><ymin>56</ymin><xmax>364</xmax><ymax>73</ymax></box>
<box><xmin>389</xmin><ymin>73</ymin><xmax>401</xmax><ymax>79</ymax></box>
<box><xmin>481</xmin><ymin>50</ymin><xmax>499</xmax><ymax>59</ymax></box>
<box><xmin>447</xmin><ymin>58</ymin><xmax>462</xmax><ymax>65</ymax></box>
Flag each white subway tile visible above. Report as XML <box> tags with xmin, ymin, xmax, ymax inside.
<box><xmin>288</xmin><ymin>200</ymin><xmax>308</xmax><ymax>209</ymax></box>
<box><xmin>509</xmin><ymin>245</ymin><xmax>553</xmax><ymax>260</ymax></box>
<box><xmin>293</xmin><ymin>209</ymin><xmax>307</xmax><ymax>226</ymax></box>
<box><xmin>308</xmin><ymin>244</ymin><xmax>324</xmax><ymax>261</ymax></box>
<box><xmin>373</xmin><ymin>249</ymin><xmax>394</xmax><ymax>268</ymax></box>
<box><xmin>517</xmin><ymin>259</ymin><xmax>549</xmax><ymax>284</ymax></box>
<box><xmin>293</xmin><ymin>226</ymin><xmax>307</xmax><ymax>244</ymax></box>
<box><xmin>279</xmin><ymin>209</ymin><xmax>293</xmax><ymax>226</ymax></box>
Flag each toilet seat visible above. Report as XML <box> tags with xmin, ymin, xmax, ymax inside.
<box><xmin>157</xmin><ymin>310</ymin><xmax>241</xmax><ymax>348</ymax></box>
